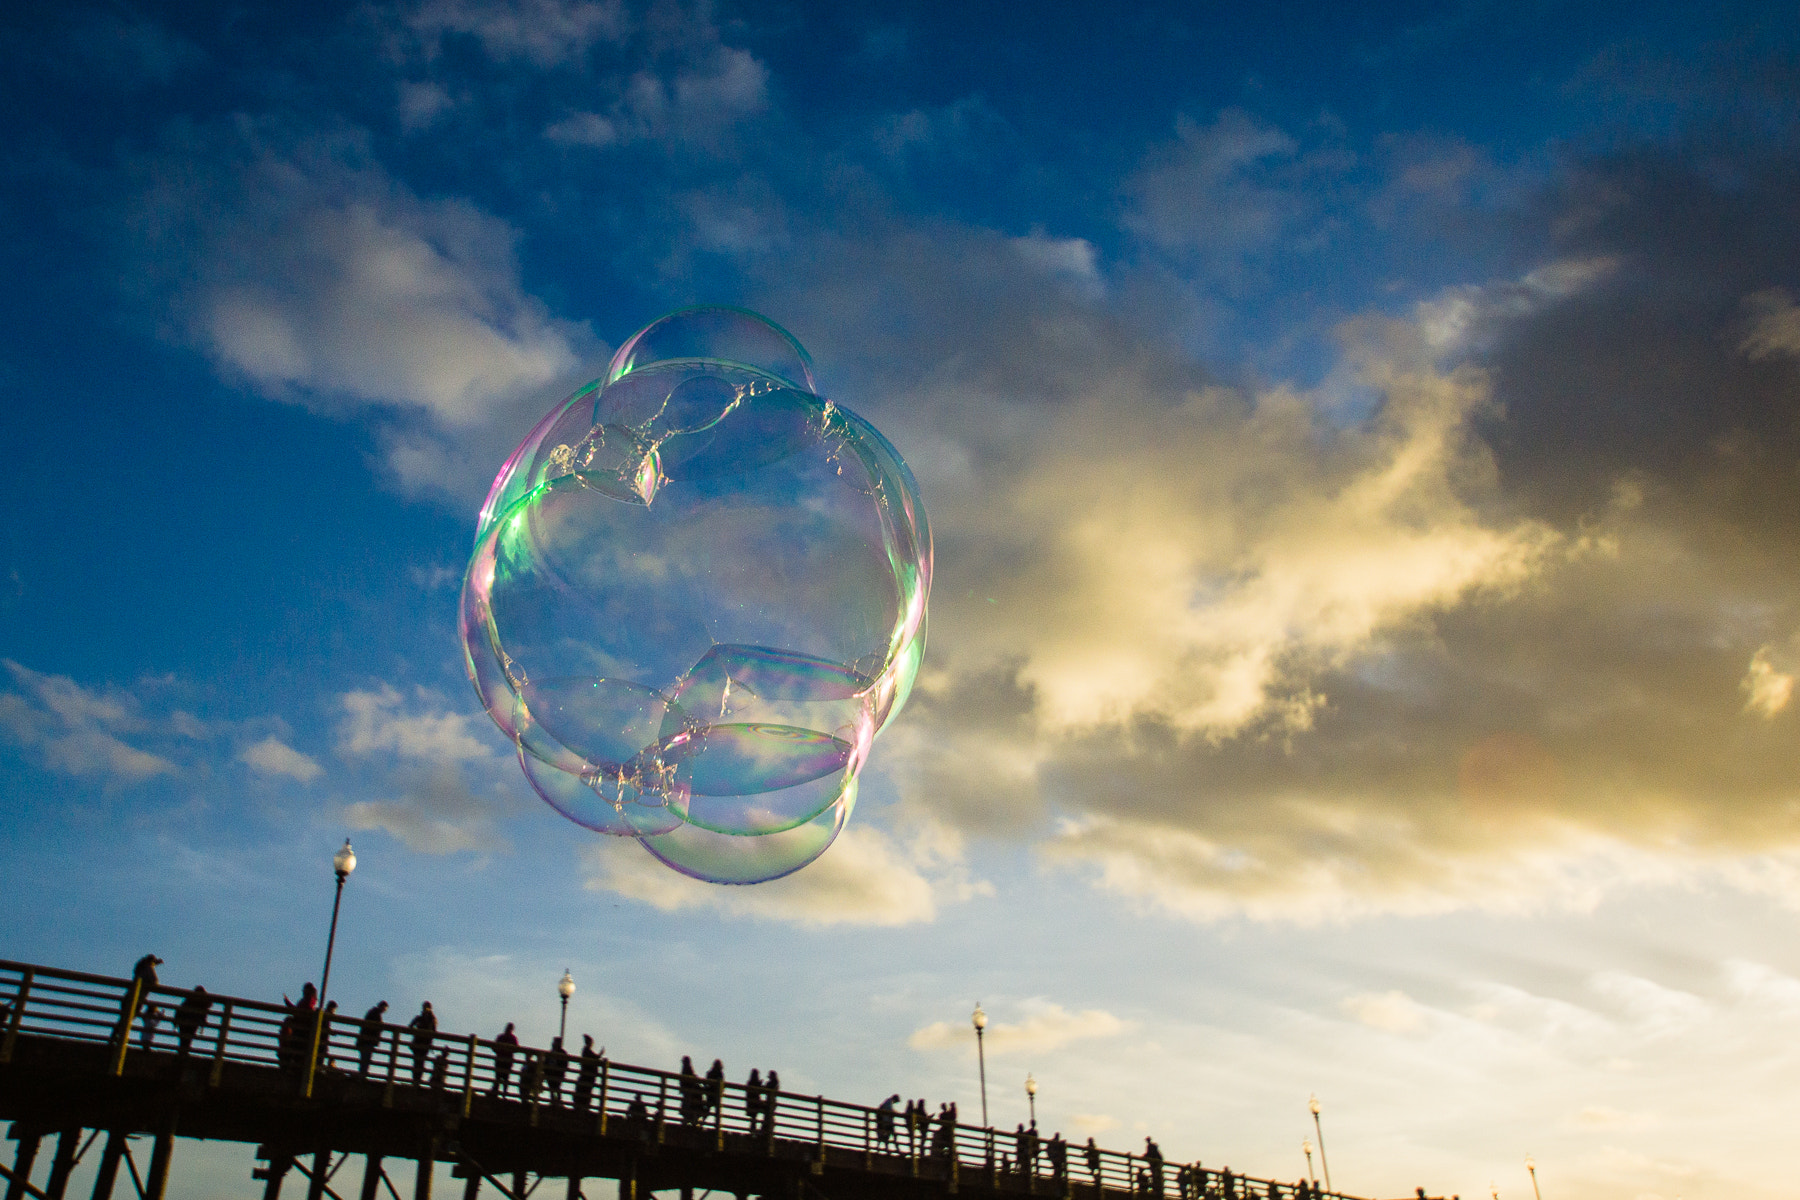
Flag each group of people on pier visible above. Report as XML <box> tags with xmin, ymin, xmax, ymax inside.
<box><xmin>109</xmin><ymin>955</ymin><xmax>1339</xmax><ymax>1200</ymax></box>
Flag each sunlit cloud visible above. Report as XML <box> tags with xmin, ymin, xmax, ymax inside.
<box><xmin>580</xmin><ymin>822</ymin><xmax>983</xmax><ymax>927</ymax></box>
<box><xmin>238</xmin><ymin>734</ymin><xmax>324</xmax><ymax>782</ymax></box>
<box><xmin>909</xmin><ymin>1003</ymin><xmax>1132</xmax><ymax>1056</ymax></box>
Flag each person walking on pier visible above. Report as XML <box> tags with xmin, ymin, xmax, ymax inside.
<box><xmin>356</xmin><ymin>1001</ymin><xmax>388</xmax><ymax>1074</ymax></box>
<box><xmin>1048</xmin><ymin>1133</ymin><xmax>1067</xmax><ymax>1181</ymax></box>
<box><xmin>122</xmin><ymin>954</ymin><xmax>162</xmax><ymax>1044</ymax></box>
<box><xmin>762</xmin><ymin>1070</ymin><xmax>781</xmax><ymax>1137</ymax></box>
<box><xmin>1145</xmin><ymin>1138</ymin><xmax>1164</xmax><ymax>1199</ymax></box>
<box><xmin>679</xmin><ymin>1055</ymin><xmax>702</xmax><ymax>1124</ymax></box>
<box><xmin>173</xmin><ymin>986</ymin><xmax>210</xmax><ymax>1058</ymax></box>
<box><xmin>1084</xmin><ymin>1137</ymin><xmax>1101</xmax><ymax>1184</ymax></box>
<box><xmin>744</xmin><ymin>1069</ymin><xmax>763</xmax><ymax>1127</ymax></box>
<box><xmin>492</xmin><ymin>1022</ymin><xmax>520</xmax><ymax>1096</ymax></box>
<box><xmin>876</xmin><ymin>1094</ymin><xmax>899</xmax><ymax>1146</ymax></box>
<box><xmin>934</xmin><ymin>1102</ymin><xmax>958</xmax><ymax>1158</ymax></box>
<box><xmin>407</xmin><ymin>1001</ymin><xmax>436</xmax><ymax>1083</ymax></box>
<box><xmin>575</xmin><ymin>1034</ymin><xmax>601</xmax><ymax>1110</ymax></box>
<box><xmin>138</xmin><ymin>1002</ymin><xmax>162</xmax><ymax>1050</ymax></box>
<box><xmin>545</xmin><ymin>1036</ymin><xmax>570</xmax><ymax>1106</ymax></box>
<box><xmin>705</xmin><ymin>1058</ymin><xmax>725</xmax><ymax>1121</ymax></box>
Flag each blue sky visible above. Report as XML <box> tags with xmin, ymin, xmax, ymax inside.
<box><xmin>5</xmin><ymin>3</ymin><xmax>1800</xmax><ymax>1198</ymax></box>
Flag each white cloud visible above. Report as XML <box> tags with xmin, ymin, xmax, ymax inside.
<box><xmin>1739</xmin><ymin>288</ymin><xmax>1800</xmax><ymax>361</ymax></box>
<box><xmin>909</xmin><ymin>1003</ymin><xmax>1132</xmax><ymax>1056</ymax></box>
<box><xmin>1341</xmin><ymin>990</ymin><xmax>1431</xmax><ymax>1035</ymax></box>
<box><xmin>336</xmin><ymin>685</ymin><xmax>499</xmax><ymax>763</ymax></box>
<box><xmin>398</xmin><ymin>81</ymin><xmax>456</xmax><ymax>132</ymax></box>
<box><xmin>407</xmin><ymin>0</ymin><xmax>626</xmax><ymax>66</ymax></box>
<box><xmin>580</xmin><ymin>822</ymin><xmax>975</xmax><ymax>927</ymax></box>
<box><xmin>201</xmin><ymin>197</ymin><xmax>582</xmax><ymax>426</ymax></box>
<box><xmin>1588</xmin><ymin>972</ymin><xmax>1709</xmax><ymax>1039</ymax></box>
<box><xmin>344</xmin><ymin>765</ymin><xmax>511</xmax><ymax>855</ymax></box>
<box><xmin>0</xmin><ymin>661</ymin><xmax>179</xmax><ymax>783</ymax></box>
<box><xmin>238</xmin><ymin>735</ymin><xmax>324</xmax><ymax>782</ymax></box>
<box><xmin>545</xmin><ymin>48</ymin><xmax>770</xmax><ymax>150</ymax></box>
<box><xmin>1741</xmin><ymin>645</ymin><xmax>1794</xmax><ymax>717</ymax></box>
<box><xmin>1123</xmin><ymin>109</ymin><xmax>1307</xmax><ymax>262</ymax></box>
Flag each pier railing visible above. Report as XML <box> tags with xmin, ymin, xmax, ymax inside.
<box><xmin>0</xmin><ymin>959</ymin><xmax>1350</xmax><ymax>1200</ymax></box>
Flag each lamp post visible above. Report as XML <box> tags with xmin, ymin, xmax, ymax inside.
<box><xmin>304</xmin><ymin>840</ymin><xmax>357</xmax><ymax>1097</ymax></box>
<box><xmin>1025</xmin><ymin>1073</ymin><xmax>1037</xmax><ymax>1129</ymax></box>
<box><xmin>1302</xmin><ymin>1139</ymin><xmax>1315</xmax><ymax>1187</ymax></box>
<box><xmin>1309</xmin><ymin>1095</ymin><xmax>1332</xmax><ymax>1195</ymax></box>
<box><xmin>973</xmin><ymin>1003</ymin><xmax>989</xmax><ymax>1128</ymax></box>
<box><xmin>1525</xmin><ymin>1156</ymin><xmax>1541</xmax><ymax>1200</ymax></box>
<box><xmin>559</xmin><ymin>970</ymin><xmax>576</xmax><ymax>1042</ymax></box>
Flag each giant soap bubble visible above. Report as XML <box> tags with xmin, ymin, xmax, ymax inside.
<box><xmin>460</xmin><ymin>307</ymin><xmax>931</xmax><ymax>883</ymax></box>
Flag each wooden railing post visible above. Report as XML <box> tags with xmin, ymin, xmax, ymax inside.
<box><xmin>595</xmin><ymin>1060</ymin><xmax>610</xmax><ymax>1136</ymax></box>
<box><xmin>110</xmin><ymin>977</ymin><xmax>142</xmax><ymax>1076</ymax></box>
<box><xmin>461</xmin><ymin>1035</ymin><xmax>477</xmax><ymax>1117</ymax></box>
<box><xmin>302</xmin><ymin>1009</ymin><xmax>330</xmax><ymax>1098</ymax></box>
<box><xmin>382</xmin><ymin>1028</ymin><xmax>399</xmax><ymax>1109</ymax></box>
<box><xmin>209</xmin><ymin>1002</ymin><xmax>234</xmax><ymax>1088</ymax></box>
<box><xmin>0</xmin><ymin>969</ymin><xmax>29</xmax><ymax>1064</ymax></box>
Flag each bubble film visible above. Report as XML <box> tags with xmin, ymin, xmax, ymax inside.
<box><xmin>461</xmin><ymin>308</ymin><xmax>931</xmax><ymax>883</ymax></box>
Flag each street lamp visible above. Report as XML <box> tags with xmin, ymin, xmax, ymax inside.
<box><xmin>558</xmin><ymin>970</ymin><xmax>576</xmax><ymax>1042</ymax></box>
<box><xmin>1025</xmin><ymin>1073</ymin><xmax>1037</xmax><ymax>1129</ymax></box>
<box><xmin>1525</xmin><ymin>1156</ymin><xmax>1541</xmax><ymax>1200</ymax></box>
<box><xmin>1302</xmin><ymin>1139</ymin><xmax>1315</xmax><ymax>1187</ymax></box>
<box><xmin>304</xmin><ymin>839</ymin><xmax>357</xmax><ymax>1097</ymax></box>
<box><xmin>1309</xmin><ymin>1095</ymin><xmax>1332</xmax><ymax>1195</ymax></box>
<box><xmin>972</xmin><ymin>1003</ymin><xmax>989</xmax><ymax>1128</ymax></box>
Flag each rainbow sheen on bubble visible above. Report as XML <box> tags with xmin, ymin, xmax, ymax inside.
<box><xmin>460</xmin><ymin>307</ymin><xmax>931</xmax><ymax>884</ymax></box>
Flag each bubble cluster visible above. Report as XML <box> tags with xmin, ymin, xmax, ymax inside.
<box><xmin>460</xmin><ymin>308</ymin><xmax>931</xmax><ymax>883</ymax></box>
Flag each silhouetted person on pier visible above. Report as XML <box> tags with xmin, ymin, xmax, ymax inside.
<box><xmin>1145</xmin><ymin>1138</ymin><xmax>1164</xmax><ymax>1198</ymax></box>
<box><xmin>133</xmin><ymin>954</ymin><xmax>162</xmax><ymax>988</ymax></box>
<box><xmin>1049</xmin><ymin>1133</ymin><xmax>1067</xmax><ymax>1180</ymax></box>
<box><xmin>876</xmin><ymin>1094</ymin><xmax>899</xmax><ymax>1145</ymax></box>
<box><xmin>625</xmin><ymin>1094</ymin><xmax>651</xmax><ymax>1138</ymax></box>
<box><xmin>430</xmin><ymin>1049</ymin><xmax>450</xmax><ymax>1091</ymax></box>
<box><xmin>934</xmin><ymin>1102</ymin><xmax>958</xmax><ymax>1157</ymax></box>
<box><xmin>575</xmin><ymin>1035</ymin><xmax>600</xmax><ymax>1110</ymax></box>
<box><xmin>545</xmin><ymin>1036</ymin><xmax>569</xmax><ymax>1105</ymax></box>
<box><xmin>171</xmin><ymin>986</ymin><xmax>210</xmax><ymax>1058</ymax></box>
<box><xmin>122</xmin><ymin>954</ymin><xmax>161</xmax><ymax>1043</ymax></box>
<box><xmin>745</xmin><ymin>1069</ymin><xmax>764</xmax><ymax>1126</ymax></box>
<box><xmin>762</xmin><ymin>1070</ymin><xmax>781</xmax><ymax>1136</ymax></box>
<box><xmin>705</xmin><ymin>1058</ymin><xmax>725</xmax><ymax>1119</ymax></box>
<box><xmin>356</xmin><ymin>1001</ymin><xmax>388</xmax><ymax>1074</ymax></box>
<box><xmin>909</xmin><ymin>1100</ymin><xmax>929</xmax><ymax>1155</ymax></box>
<box><xmin>407</xmin><ymin>1001</ymin><xmax>436</xmax><ymax>1083</ymax></box>
<box><xmin>316</xmin><ymin>1001</ymin><xmax>339</xmax><ymax>1069</ymax></box>
<box><xmin>1014</xmin><ymin>1125</ymin><xmax>1030</xmax><ymax>1176</ymax></box>
<box><xmin>1220</xmin><ymin>1168</ymin><xmax>1235</xmax><ymax>1200</ymax></box>
<box><xmin>1084</xmin><ymin>1137</ymin><xmax>1101</xmax><ymax>1183</ymax></box>
<box><xmin>679</xmin><ymin>1055</ymin><xmax>702</xmax><ymax>1124</ymax></box>
<box><xmin>492</xmin><ymin>1022</ymin><xmax>520</xmax><ymax>1096</ymax></box>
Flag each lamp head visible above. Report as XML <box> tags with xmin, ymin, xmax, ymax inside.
<box><xmin>1302</xmin><ymin>1139</ymin><xmax>1312</xmax><ymax>1155</ymax></box>
<box><xmin>334</xmin><ymin>839</ymin><xmax>357</xmax><ymax>878</ymax></box>
<box><xmin>1309</xmin><ymin>1094</ymin><xmax>1321</xmax><ymax>1116</ymax></box>
<box><xmin>1525</xmin><ymin>1156</ymin><xmax>1535</xmax><ymax>1173</ymax></box>
<box><xmin>559</xmin><ymin>969</ymin><xmax>576</xmax><ymax>999</ymax></box>
<box><xmin>972</xmin><ymin>1003</ymin><xmax>987</xmax><ymax>1031</ymax></box>
<box><xmin>1025</xmin><ymin>1073</ymin><xmax>1037</xmax><ymax>1096</ymax></box>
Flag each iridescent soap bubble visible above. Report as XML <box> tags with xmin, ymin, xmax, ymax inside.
<box><xmin>461</xmin><ymin>307</ymin><xmax>931</xmax><ymax>883</ymax></box>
